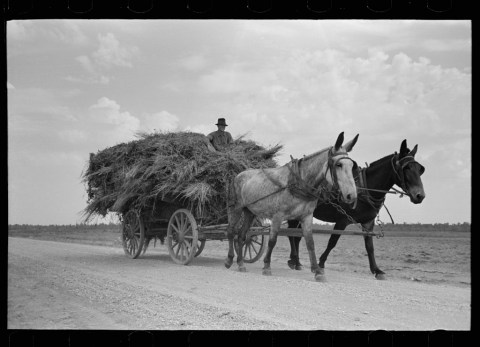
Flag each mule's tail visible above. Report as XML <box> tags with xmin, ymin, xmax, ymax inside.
<box><xmin>227</xmin><ymin>178</ymin><xmax>237</xmax><ymax>210</ymax></box>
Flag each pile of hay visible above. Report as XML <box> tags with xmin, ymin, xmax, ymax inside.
<box><xmin>82</xmin><ymin>131</ymin><xmax>282</xmax><ymax>225</ymax></box>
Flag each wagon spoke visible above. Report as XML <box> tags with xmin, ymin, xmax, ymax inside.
<box><xmin>252</xmin><ymin>239</ymin><xmax>263</xmax><ymax>247</ymax></box>
<box><xmin>180</xmin><ymin>243</ymin><xmax>185</xmax><ymax>260</ymax></box>
<box><xmin>183</xmin><ymin>241</ymin><xmax>192</xmax><ymax>254</ymax></box>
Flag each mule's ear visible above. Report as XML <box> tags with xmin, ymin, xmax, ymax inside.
<box><xmin>400</xmin><ymin>139</ymin><xmax>409</xmax><ymax>157</ymax></box>
<box><xmin>409</xmin><ymin>144</ymin><xmax>418</xmax><ymax>157</ymax></box>
<box><xmin>334</xmin><ymin>132</ymin><xmax>344</xmax><ymax>151</ymax></box>
<box><xmin>343</xmin><ymin>134</ymin><xmax>359</xmax><ymax>152</ymax></box>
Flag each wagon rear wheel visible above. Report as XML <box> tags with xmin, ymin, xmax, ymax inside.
<box><xmin>167</xmin><ymin>209</ymin><xmax>198</xmax><ymax>265</ymax></box>
<box><xmin>235</xmin><ymin>217</ymin><xmax>267</xmax><ymax>263</ymax></box>
<box><xmin>122</xmin><ymin>210</ymin><xmax>145</xmax><ymax>259</ymax></box>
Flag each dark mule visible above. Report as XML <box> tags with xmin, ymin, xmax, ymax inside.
<box><xmin>287</xmin><ymin>140</ymin><xmax>425</xmax><ymax>279</ymax></box>
<box><xmin>225</xmin><ymin>132</ymin><xmax>359</xmax><ymax>281</ymax></box>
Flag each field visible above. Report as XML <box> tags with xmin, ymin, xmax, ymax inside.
<box><xmin>8</xmin><ymin>224</ymin><xmax>470</xmax><ymax>288</ymax></box>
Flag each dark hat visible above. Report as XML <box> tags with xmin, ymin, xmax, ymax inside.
<box><xmin>215</xmin><ymin>118</ymin><xmax>228</xmax><ymax>126</ymax></box>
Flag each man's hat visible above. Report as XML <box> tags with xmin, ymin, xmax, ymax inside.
<box><xmin>215</xmin><ymin>118</ymin><xmax>228</xmax><ymax>126</ymax></box>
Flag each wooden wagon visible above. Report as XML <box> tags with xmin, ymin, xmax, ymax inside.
<box><xmin>120</xmin><ymin>198</ymin><xmax>268</xmax><ymax>265</ymax></box>
<box><xmin>121</xmin><ymin>197</ymin><xmax>382</xmax><ymax>266</ymax></box>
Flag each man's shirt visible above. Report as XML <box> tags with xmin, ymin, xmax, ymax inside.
<box><xmin>207</xmin><ymin>130</ymin><xmax>233</xmax><ymax>150</ymax></box>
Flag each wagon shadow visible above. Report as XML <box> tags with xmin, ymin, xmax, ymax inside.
<box><xmin>137</xmin><ymin>252</ymin><xmax>228</xmax><ymax>268</ymax></box>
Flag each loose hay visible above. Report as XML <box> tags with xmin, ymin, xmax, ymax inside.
<box><xmin>82</xmin><ymin>131</ymin><xmax>282</xmax><ymax>225</ymax></box>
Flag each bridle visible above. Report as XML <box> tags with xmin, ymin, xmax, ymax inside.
<box><xmin>325</xmin><ymin>147</ymin><xmax>358</xmax><ymax>192</ymax></box>
<box><xmin>391</xmin><ymin>153</ymin><xmax>425</xmax><ymax>196</ymax></box>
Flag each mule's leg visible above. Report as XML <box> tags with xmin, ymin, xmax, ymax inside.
<box><xmin>287</xmin><ymin>220</ymin><xmax>303</xmax><ymax>270</ymax></box>
<box><xmin>225</xmin><ymin>206</ymin><xmax>243</xmax><ymax>269</ymax></box>
<box><xmin>362</xmin><ymin>220</ymin><xmax>386</xmax><ymax>280</ymax></box>
<box><xmin>236</xmin><ymin>209</ymin><xmax>255</xmax><ymax>272</ymax></box>
<box><xmin>262</xmin><ymin>218</ymin><xmax>281</xmax><ymax>276</ymax></box>
<box><xmin>300</xmin><ymin>215</ymin><xmax>324</xmax><ymax>282</ymax></box>
<box><xmin>318</xmin><ymin>220</ymin><xmax>348</xmax><ymax>268</ymax></box>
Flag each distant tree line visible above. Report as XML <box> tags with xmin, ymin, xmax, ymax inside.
<box><xmin>8</xmin><ymin>222</ymin><xmax>120</xmax><ymax>231</ymax></box>
<box><xmin>337</xmin><ymin>222</ymin><xmax>470</xmax><ymax>232</ymax></box>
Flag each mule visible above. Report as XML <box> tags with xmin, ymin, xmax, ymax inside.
<box><xmin>287</xmin><ymin>139</ymin><xmax>426</xmax><ymax>279</ymax></box>
<box><xmin>225</xmin><ymin>132</ymin><xmax>359</xmax><ymax>281</ymax></box>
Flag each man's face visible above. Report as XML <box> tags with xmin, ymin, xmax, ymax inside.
<box><xmin>218</xmin><ymin>125</ymin><xmax>226</xmax><ymax>131</ymax></box>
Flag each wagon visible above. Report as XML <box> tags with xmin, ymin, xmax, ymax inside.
<box><xmin>120</xmin><ymin>198</ymin><xmax>269</xmax><ymax>265</ymax></box>
<box><xmin>121</xmin><ymin>197</ymin><xmax>383</xmax><ymax>265</ymax></box>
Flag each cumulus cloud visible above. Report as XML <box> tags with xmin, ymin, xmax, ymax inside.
<box><xmin>73</xmin><ymin>33</ymin><xmax>139</xmax><ymax>84</ymax></box>
<box><xmin>195</xmin><ymin>47</ymin><xmax>469</xmax><ymax>169</ymax></box>
<box><xmin>87</xmin><ymin>97</ymin><xmax>180</xmax><ymax>146</ymax></box>
<box><xmin>92</xmin><ymin>33</ymin><xmax>139</xmax><ymax>69</ymax></box>
<box><xmin>140</xmin><ymin>111</ymin><xmax>180</xmax><ymax>132</ymax></box>
<box><xmin>88</xmin><ymin>97</ymin><xmax>140</xmax><ymax>145</ymax></box>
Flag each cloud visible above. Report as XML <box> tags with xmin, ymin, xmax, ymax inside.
<box><xmin>87</xmin><ymin>98</ymin><xmax>180</xmax><ymax>146</ymax></box>
<box><xmin>7</xmin><ymin>20</ymin><xmax>88</xmax><ymax>46</ymax></box>
<box><xmin>140</xmin><ymin>111</ymin><xmax>180</xmax><ymax>132</ymax></box>
<box><xmin>88</xmin><ymin>97</ymin><xmax>140</xmax><ymax>145</ymax></box>
<box><xmin>73</xmin><ymin>33</ymin><xmax>139</xmax><ymax>84</ymax></box>
<box><xmin>7</xmin><ymin>20</ymin><xmax>35</xmax><ymax>41</ymax></box>
<box><xmin>178</xmin><ymin>54</ymin><xmax>208</xmax><ymax>71</ymax></box>
<box><xmin>192</xmin><ymin>47</ymin><xmax>469</xmax><ymax>167</ymax></box>
<box><xmin>92</xmin><ymin>33</ymin><xmax>139</xmax><ymax>69</ymax></box>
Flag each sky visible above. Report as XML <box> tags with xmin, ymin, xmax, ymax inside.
<box><xmin>7</xmin><ymin>20</ymin><xmax>471</xmax><ymax>225</ymax></box>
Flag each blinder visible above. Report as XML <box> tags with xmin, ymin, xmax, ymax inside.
<box><xmin>392</xmin><ymin>154</ymin><xmax>425</xmax><ymax>193</ymax></box>
<box><xmin>327</xmin><ymin>149</ymin><xmax>357</xmax><ymax>190</ymax></box>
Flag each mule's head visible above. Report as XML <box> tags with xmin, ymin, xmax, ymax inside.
<box><xmin>326</xmin><ymin>132</ymin><xmax>359</xmax><ymax>207</ymax></box>
<box><xmin>393</xmin><ymin>140</ymin><xmax>426</xmax><ymax>204</ymax></box>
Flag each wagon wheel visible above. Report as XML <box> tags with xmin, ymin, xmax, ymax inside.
<box><xmin>195</xmin><ymin>239</ymin><xmax>206</xmax><ymax>257</ymax></box>
<box><xmin>122</xmin><ymin>210</ymin><xmax>145</xmax><ymax>259</ymax></box>
<box><xmin>235</xmin><ymin>217</ymin><xmax>267</xmax><ymax>263</ymax></box>
<box><xmin>167</xmin><ymin>209</ymin><xmax>198</xmax><ymax>265</ymax></box>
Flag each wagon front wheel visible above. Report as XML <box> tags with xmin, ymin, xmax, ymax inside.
<box><xmin>167</xmin><ymin>209</ymin><xmax>198</xmax><ymax>265</ymax></box>
<box><xmin>122</xmin><ymin>210</ymin><xmax>145</xmax><ymax>259</ymax></box>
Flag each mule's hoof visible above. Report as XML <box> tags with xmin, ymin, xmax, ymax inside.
<box><xmin>295</xmin><ymin>265</ymin><xmax>303</xmax><ymax>271</ymax></box>
<box><xmin>238</xmin><ymin>266</ymin><xmax>247</xmax><ymax>272</ymax></box>
<box><xmin>224</xmin><ymin>259</ymin><xmax>233</xmax><ymax>269</ymax></box>
<box><xmin>375</xmin><ymin>273</ymin><xmax>386</xmax><ymax>280</ymax></box>
<box><xmin>287</xmin><ymin>260</ymin><xmax>295</xmax><ymax>270</ymax></box>
<box><xmin>315</xmin><ymin>273</ymin><xmax>327</xmax><ymax>282</ymax></box>
<box><xmin>262</xmin><ymin>269</ymin><xmax>272</xmax><ymax>276</ymax></box>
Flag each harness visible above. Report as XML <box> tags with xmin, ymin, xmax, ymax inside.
<box><xmin>239</xmin><ymin>148</ymin><xmax>357</xmax><ymax>207</ymax></box>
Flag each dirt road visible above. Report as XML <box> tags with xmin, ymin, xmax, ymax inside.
<box><xmin>8</xmin><ymin>237</ymin><xmax>470</xmax><ymax>330</ymax></box>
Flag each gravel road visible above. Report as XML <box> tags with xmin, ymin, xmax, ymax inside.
<box><xmin>8</xmin><ymin>237</ymin><xmax>470</xmax><ymax>330</ymax></box>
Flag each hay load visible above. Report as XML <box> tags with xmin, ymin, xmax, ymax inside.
<box><xmin>82</xmin><ymin>131</ymin><xmax>282</xmax><ymax>225</ymax></box>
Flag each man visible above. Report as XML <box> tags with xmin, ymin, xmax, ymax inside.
<box><xmin>207</xmin><ymin>118</ymin><xmax>233</xmax><ymax>151</ymax></box>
